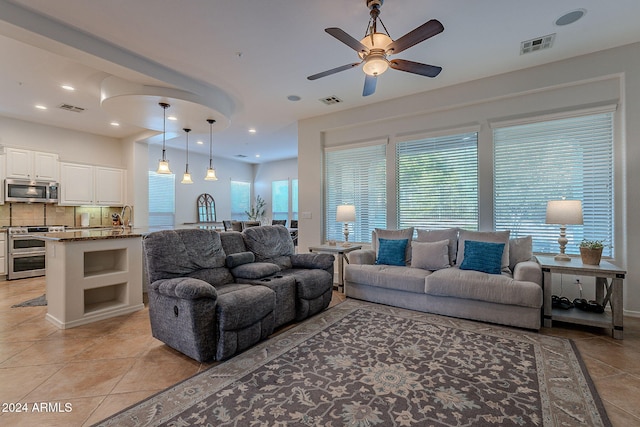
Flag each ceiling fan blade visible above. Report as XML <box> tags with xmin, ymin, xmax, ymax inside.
<box><xmin>363</xmin><ymin>75</ymin><xmax>377</xmax><ymax>96</ymax></box>
<box><xmin>386</xmin><ymin>19</ymin><xmax>444</xmax><ymax>55</ymax></box>
<box><xmin>389</xmin><ymin>59</ymin><xmax>442</xmax><ymax>77</ymax></box>
<box><xmin>307</xmin><ymin>62</ymin><xmax>361</xmax><ymax>80</ymax></box>
<box><xmin>325</xmin><ymin>27</ymin><xmax>369</xmax><ymax>54</ymax></box>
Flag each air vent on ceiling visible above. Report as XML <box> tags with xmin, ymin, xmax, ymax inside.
<box><xmin>234</xmin><ymin>154</ymin><xmax>248</xmax><ymax>158</ymax></box>
<box><xmin>57</xmin><ymin>103</ymin><xmax>86</xmax><ymax>113</ymax></box>
<box><xmin>319</xmin><ymin>96</ymin><xmax>343</xmax><ymax>106</ymax></box>
<box><xmin>520</xmin><ymin>34</ymin><xmax>555</xmax><ymax>55</ymax></box>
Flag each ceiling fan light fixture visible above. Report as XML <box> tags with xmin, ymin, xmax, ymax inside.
<box><xmin>359</xmin><ymin>32</ymin><xmax>392</xmax><ymax>56</ymax></box>
<box><xmin>363</xmin><ymin>54</ymin><xmax>389</xmax><ymax>76</ymax></box>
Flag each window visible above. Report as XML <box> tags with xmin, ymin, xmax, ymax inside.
<box><xmin>493</xmin><ymin>111</ymin><xmax>614</xmax><ymax>256</ymax></box>
<box><xmin>396</xmin><ymin>132</ymin><xmax>478</xmax><ymax>231</ymax></box>
<box><xmin>231</xmin><ymin>180</ymin><xmax>251</xmax><ymax>220</ymax></box>
<box><xmin>292</xmin><ymin>179</ymin><xmax>298</xmax><ymax>220</ymax></box>
<box><xmin>148</xmin><ymin>171</ymin><xmax>175</xmax><ymax>227</ymax></box>
<box><xmin>325</xmin><ymin>142</ymin><xmax>387</xmax><ymax>242</ymax></box>
<box><xmin>272</xmin><ymin>180</ymin><xmax>289</xmax><ymax>221</ymax></box>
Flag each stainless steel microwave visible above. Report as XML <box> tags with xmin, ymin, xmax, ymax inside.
<box><xmin>5</xmin><ymin>179</ymin><xmax>59</xmax><ymax>203</ymax></box>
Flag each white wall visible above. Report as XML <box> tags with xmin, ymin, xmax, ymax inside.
<box><xmin>253</xmin><ymin>158</ymin><xmax>298</xmax><ymax>221</ymax></box>
<box><xmin>299</xmin><ymin>42</ymin><xmax>640</xmax><ymax>315</ymax></box>
<box><xmin>0</xmin><ymin>116</ymin><xmax>123</xmax><ymax>166</ymax></box>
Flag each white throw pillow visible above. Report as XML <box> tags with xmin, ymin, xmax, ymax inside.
<box><xmin>411</xmin><ymin>240</ymin><xmax>450</xmax><ymax>271</ymax></box>
<box><xmin>416</xmin><ymin>228</ymin><xmax>459</xmax><ymax>265</ymax></box>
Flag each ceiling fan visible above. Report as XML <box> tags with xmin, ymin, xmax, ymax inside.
<box><xmin>307</xmin><ymin>0</ymin><xmax>444</xmax><ymax>96</ymax></box>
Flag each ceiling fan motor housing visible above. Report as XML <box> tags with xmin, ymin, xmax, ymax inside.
<box><xmin>366</xmin><ymin>0</ymin><xmax>383</xmax><ymax>10</ymax></box>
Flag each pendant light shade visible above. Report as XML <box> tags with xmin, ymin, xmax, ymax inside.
<box><xmin>156</xmin><ymin>102</ymin><xmax>172</xmax><ymax>174</ymax></box>
<box><xmin>181</xmin><ymin>128</ymin><xmax>194</xmax><ymax>184</ymax></box>
<box><xmin>205</xmin><ymin>118</ymin><xmax>218</xmax><ymax>181</ymax></box>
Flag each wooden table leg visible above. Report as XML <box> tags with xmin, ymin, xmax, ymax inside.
<box><xmin>611</xmin><ymin>276</ymin><xmax>624</xmax><ymax>339</ymax></box>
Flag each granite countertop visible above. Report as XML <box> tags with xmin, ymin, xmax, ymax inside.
<box><xmin>36</xmin><ymin>227</ymin><xmax>145</xmax><ymax>242</ymax></box>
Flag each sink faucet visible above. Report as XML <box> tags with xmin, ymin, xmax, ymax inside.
<box><xmin>120</xmin><ymin>205</ymin><xmax>133</xmax><ymax>228</ymax></box>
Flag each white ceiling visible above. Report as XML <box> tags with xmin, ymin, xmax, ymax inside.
<box><xmin>1</xmin><ymin>0</ymin><xmax>640</xmax><ymax>164</ymax></box>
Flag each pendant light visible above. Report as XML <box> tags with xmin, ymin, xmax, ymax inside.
<box><xmin>181</xmin><ymin>128</ymin><xmax>194</xmax><ymax>184</ymax></box>
<box><xmin>205</xmin><ymin>118</ymin><xmax>218</xmax><ymax>181</ymax></box>
<box><xmin>156</xmin><ymin>102</ymin><xmax>172</xmax><ymax>174</ymax></box>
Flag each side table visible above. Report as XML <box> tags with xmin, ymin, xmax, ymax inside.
<box><xmin>538</xmin><ymin>255</ymin><xmax>626</xmax><ymax>339</ymax></box>
<box><xmin>308</xmin><ymin>244</ymin><xmax>362</xmax><ymax>292</ymax></box>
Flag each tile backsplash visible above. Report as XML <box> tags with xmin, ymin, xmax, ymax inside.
<box><xmin>0</xmin><ymin>203</ymin><xmax>121</xmax><ymax>228</ymax></box>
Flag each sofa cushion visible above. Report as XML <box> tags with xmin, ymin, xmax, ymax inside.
<box><xmin>374</xmin><ymin>228</ymin><xmax>414</xmax><ymax>264</ymax></box>
<box><xmin>457</xmin><ymin>230</ymin><xmax>510</xmax><ymax>272</ymax></box>
<box><xmin>225</xmin><ymin>251</ymin><xmax>255</xmax><ymax>268</ymax></box>
<box><xmin>416</xmin><ymin>228</ymin><xmax>459</xmax><ymax>264</ymax></box>
<box><xmin>345</xmin><ymin>264</ymin><xmax>431</xmax><ymax>294</ymax></box>
<box><xmin>425</xmin><ymin>267</ymin><xmax>542</xmax><ymax>308</ymax></box>
<box><xmin>509</xmin><ymin>236</ymin><xmax>533</xmax><ymax>272</ymax></box>
<box><xmin>243</xmin><ymin>225</ymin><xmax>295</xmax><ymax>268</ymax></box>
<box><xmin>231</xmin><ymin>262</ymin><xmax>280</xmax><ymax>279</ymax></box>
<box><xmin>459</xmin><ymin>240</ymin><xmax>505</xmax><ymax>275</ymax></box>
<box><xmin>376</xmin><ymin>238</ymin><xmax>408</xmax><ymax>266</ymax></box>
<box><xmin>411</xmin><ymin>240</ymin><xmax>450</xmax><ymax>271</ymax></box>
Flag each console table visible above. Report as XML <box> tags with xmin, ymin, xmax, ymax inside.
<box><xmin>308</xmin><ymin>244</ymin><xmax>362</xmax><ymax>292</ymax></box>
<box><xmin>538</xmin><ymin>255</ymin><xmax>626</xmax><ymax>339</ymax></box>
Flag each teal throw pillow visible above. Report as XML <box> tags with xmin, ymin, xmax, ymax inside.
<box><xmin>459</xmin><ymin>240</ymin><xmax>505</xmax><ymax>275</ymax></box>
<box><xmin>376</xmin><ymin>238</ymin><xmax>408</xmax><ymax>266</ymax></box>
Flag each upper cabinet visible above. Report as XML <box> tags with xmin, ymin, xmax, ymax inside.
<box><xmin>6</xmin><ymin>148</ymin><xmax>58</xmax><ymax>181</ymax></box>
<box><xmin>59</xmin><ymin>163</ymin><xmax>126</xmax><ymax>206</ymax></box>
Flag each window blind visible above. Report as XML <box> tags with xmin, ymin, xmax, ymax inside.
<box><xmin>493</xmin><ymin>112</ymin><xmax>614</xmax><ymax>256</ymax></box>
<box><xmin>396</xmin><ymin>132</ymin><xmax>478</xmax><ymax>231</ymax></box>
<box><xmin>230</xmin><ymin>181</ymin><xmax>251</xmax><ymax>220</ymax></box>
<box><xmin>148</xmin><ymin>171</ymin><xmax>175</xmax><ymax>227</ymax></box>
<box><xmin>272</xmin><ymin>180</ymin><xmax>289</xmax><ymax>220</ymax></box>
<box><xmin>325</xmin><ymin>142</ymin><xmax>387</xmax><ymax>242</ymax></box>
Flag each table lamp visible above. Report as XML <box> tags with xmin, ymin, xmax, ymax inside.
<box><xmin>545</xmin><ymin>200</ymin><xmax>583</xmax><ymax>261</ymax></box>
<box><xmin>336</xmin><ymin>204</ymin><xmax>356</xmax><ymax>244</ymax></box>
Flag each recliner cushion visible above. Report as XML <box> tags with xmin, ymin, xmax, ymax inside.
<box><xmin>243</xmin><ymin>225</ymin><xmax>294</xmax><ymax>269</ymax></box>
<box><xmin>231</xmin><ymin>262</ymin><xmax>281</xmax><ymax>279</ymax></box>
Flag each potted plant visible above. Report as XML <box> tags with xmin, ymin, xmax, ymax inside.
<box><xmin>245</xmin><ymin>195</ymin><xmax>266</xmax><ymax>222</ymax></box>
<box><xmin>579</xmin><ymin>239</ymin><xmax>604</xmax><ymax>265</ymax></box>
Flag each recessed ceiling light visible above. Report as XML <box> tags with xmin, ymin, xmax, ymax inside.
<box><xmin>35</xmin><ymin>104</ymin><xmax>47</xmax><ymax>110</ymax></box>
<box><xmin>196</xmin><ymin>140</ymin><xmax>204</xmax><ymax>145</ymax></box>
<box><xmin>168</xmin><ymin>116</ymin><xmax>177</xmax><ymax>121</ymax></box>
<box><xmin>248</xmin><ymin>128</ymin><xmax>257</xmax><ymax>134</ymax></box>
<box><xmin>255</xmin><ymin>154</ymin><xmax>260</xmax><ymax>158</ymax></box>
<box><xmin>110</xmin><ymin>121</ymin><xmax>120</xmax><ymax>127</ymax></box>
<box><xmin>555</xmin><ymin>9</ymin><xmax>586</xmax><ymax>26</ymax></box>
<box><xmin>61</xmin><ymin>84</ymin><xmax>75</xmax><ymax>91</ymax></box>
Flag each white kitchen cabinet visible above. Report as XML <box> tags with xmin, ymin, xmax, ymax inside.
<box><xmin>95</xmin><ymin>167</ymin><xmax>125</xmax><ymax>206</ymax></box>
<box><xmin>59</xmin><ymin>162</ymin><xmax>125</xmax><ymax>206</ymax></box>
<box><xmin>5</xmin><ymin>148</ymin><xmax>58</xmax><ymax>181</ymax></box>
<box><xmin>59</xmin><ymin>162</ymin><xmax>94</xmax><ymax>205</ymax></box>
<box><xmin>0</xmin><ymin>232</ymin><xmax>6</xmax><ymax>276</ymax></box>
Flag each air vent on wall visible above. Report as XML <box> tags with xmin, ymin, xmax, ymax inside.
<box><xmin>520</xmin><ymin>34</ymin><xmax>555</xmax><ymax>55</ymax></box>
<box><xmin>57</xmin><ymin>103</ymin><xmax>86</xmax><ymax>113</ymax></box>
<box><xmin>319</xmin><ymin>96</ymin><xmax>343</xmax><ymax>105</ymax></box>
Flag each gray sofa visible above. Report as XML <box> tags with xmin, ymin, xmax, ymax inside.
<box><xmin>344</xmin><ymin>228</ymin><xmax>543</xmax><ymax>330</ymax></box>
<box><xmin>143</xmin><ymin>225</ymin><xmax>334</xmax><ymax>362</ymax></box>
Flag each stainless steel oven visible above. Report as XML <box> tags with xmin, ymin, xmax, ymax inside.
<box><xmin>7</xmin><ymin>226</ymin><xmax>64</xmax><ymax>280</ymax></box>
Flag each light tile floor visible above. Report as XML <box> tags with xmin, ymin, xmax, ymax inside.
<box><xmin>1</xmin><ymin>277</ymin><xmax>639</xmax><ymax>426</ymax></box>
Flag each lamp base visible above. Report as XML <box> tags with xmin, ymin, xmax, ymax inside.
<box><xmin>554</xmin><ymin>253</ymin><xmax>571</xmax><ymax>262</ymax></box>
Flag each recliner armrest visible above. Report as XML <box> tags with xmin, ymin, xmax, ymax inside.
<box><xmin>513</xmin><ymin>260</ymin><xmax>542</xmax><ymax>285</ymax></box>
<box><xmin>149</xmin><ymin>277</ymin><xmax>218</xmax><ymax>300</ymax></box>
<box><xmin>290</xmin><ymin>253</ymin><xmax>335</xmax><ymax>270</ymax></box>
<box><xmin>347</xmin><ymin>249</ymin><xmax>376</xmax><ymax>265</ymax></box>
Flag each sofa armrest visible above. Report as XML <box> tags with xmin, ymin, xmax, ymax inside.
<box><xmin>513</xmin><ymin>260</ymin><xmax>542</xmax><ymax>285</ymax></box>
<box><xmin>290</xmin><ymin>253</ymin><xmax>335</xmax><ymax>270</ymax></box>
<box><xmin>149</xmin><ymin>277</ymin><xmax>218</xmax><ymax>300</ymax></box>
<box><xmin>347</xmin><ymin>249</ymin><xmax>376</xmax><ymax>265</ymax></box>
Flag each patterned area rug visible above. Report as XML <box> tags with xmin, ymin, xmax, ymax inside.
<box><xmin>11</xmin><ymin>294</ymin><xmax>47</xmax><ymax>307</ymax></box>
<box><xmin>96</xmin><ymin>300</ymin><xmax>610</xmax><ymax>427</ymax></box>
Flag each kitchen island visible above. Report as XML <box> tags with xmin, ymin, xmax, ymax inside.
<box><xmin>39</xmin><ymin>228</ymin><xmax>145</xmax><ymax>329</ymax></box>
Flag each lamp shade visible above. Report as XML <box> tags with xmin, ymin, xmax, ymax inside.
<box><xmin>545</xmin><ymin>200</ymin><xmax>583</xmax><ymax>225</ymax></box>
<box><xmin>336</xmin><ymin>205</ymin><xmax>356</xmax><ymax>222</ymax></box>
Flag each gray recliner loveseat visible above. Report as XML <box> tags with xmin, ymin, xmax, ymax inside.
<box><xmin>143</xmin><ymin>225</ymin><xmax>334</xmax><ymax>362</ymax></box>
